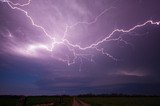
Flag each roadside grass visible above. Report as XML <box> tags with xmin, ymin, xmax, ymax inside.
<box><xmin>1</xmin><ymin>96</ymin><xmax>160</xmax><ymax>106</ymax></box>
<box><xmin>0</xmin><ymin>96</ymin><xmax>72</xmax><ymax>106</ymax></box>
<box><xmin>25</xmin><ymin>96</ymin><xmax>72</xmax><ymax>106</ymax></box>
<box><xmin>79</xmin><ymin>97</ymin><xmax>160</xmax><ymax>106</ymax></box>
<box><xmin>0</xmin><ymin>96</ymin><xmax>20</xmax><ymax>106</ymax></box>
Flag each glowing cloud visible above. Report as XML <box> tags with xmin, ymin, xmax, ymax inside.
<box><xmin>0</xmin><ymin>0</ymin><xmax>160</xmax><ymax>65</ymax></box>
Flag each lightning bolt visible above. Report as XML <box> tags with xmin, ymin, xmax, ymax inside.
<box><xmin>5</xmin><ymin>0</ymin><xmax>31</xmax><ymax>6</ymax></box>
<box><xmin>1</xmin><ymin>0</ymin><xmax>160</xmax><ymax>65</ymax></box>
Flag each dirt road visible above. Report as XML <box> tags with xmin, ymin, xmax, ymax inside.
<box><xmin>72</xmin><ymin>97</ymin><xmax>90</xmax><ymax>106</ymax></box>
<box><xmin>34</xmin><ymin>102</ymin><xmax>55</xmax><ymax>106</ymax></box>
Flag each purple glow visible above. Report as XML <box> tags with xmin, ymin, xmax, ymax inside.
<box><xmin>0</xmin><ymin>0</ymin><xmax>159</xmax><ymax>65</ymax></box>
<box><xmin>0</xmin><ymin>0</ymin><xmax>160</xmax><ymax>95</ymax></box>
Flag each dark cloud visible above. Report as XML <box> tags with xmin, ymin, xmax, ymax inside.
<box><xmin>0</xmin><ymin>0</ymin><xmax>160</xmax><ymax>95</ymax></box>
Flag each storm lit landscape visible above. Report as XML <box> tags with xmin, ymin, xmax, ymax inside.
<box><xmin>0</xmin><ymin>0</ymin><xmax>160</xmax><ymax>105</ymax></box>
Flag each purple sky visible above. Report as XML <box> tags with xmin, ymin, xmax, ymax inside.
<box><xmin>0</xmin><ymin>0</ymin><xmax>160</xmax><ymax>95</ymax></box>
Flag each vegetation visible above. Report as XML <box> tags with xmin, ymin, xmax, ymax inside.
<box><xmin>26</xmin><ymin>96</ymin><xmax>72</xmax><ymax>106</ymax></box>
<box><xmin>0</xmin><ymin>96</ymin><xmax>20</xmax><ymax>106</ymax></box>
<box><xmin>0</xmin><ymin>95</ymin><xmax>72</xmax><ymax>106</ymax></box>
<box><xmin>79</xmin><ymin>96</ymin><xmax>160</xmax><ymax>106</ymax></box>
<box><xmin>0</xmin><ymin>95</ymin><xmax>160</xmax><ymax>106</ymax></box>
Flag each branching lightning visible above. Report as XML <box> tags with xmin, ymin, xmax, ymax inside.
<box><xmin>1</xmin><ymin>0</ymin><xmax>160</xmax><ymax>65</ymax></box>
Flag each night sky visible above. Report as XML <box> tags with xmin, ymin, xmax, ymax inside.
<box><xmin>0</xmin><ymin>0</ymin><xmax>160</xmax><ymax>95</ymax></box>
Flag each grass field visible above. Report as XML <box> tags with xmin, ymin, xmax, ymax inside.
<box><xmin>1</xmin><ymin>96</ymin><xmax>160</xmax><ymax>106</ymax></box>
<box><xmin>0</xmin><ymin>96</ymin><xmax>20</xmax><ymax>106</ymax></box>
<box><xmin>26</xmin><ymin>96</ymin><xmax>72</xmax><ymax>106</ymax></box>
<box><xmin>79</xmin><ymin>97</ymin><xmax>160</xmax><ymax>106</ymax></box>
<box><xmin>0</xmin><ymin>96</ymin><xmax>72</xmax><ymax>106</ymax></box>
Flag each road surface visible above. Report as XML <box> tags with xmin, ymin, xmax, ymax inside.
<box><xmin>72</xmin><ymin>97</ymin><xmax>90</xmax><ymax>106</ymax></box>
